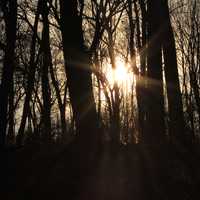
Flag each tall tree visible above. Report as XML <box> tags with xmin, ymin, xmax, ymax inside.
<box><xmin>0</xmin><ymin>0</ymin><xmax>17</xmax><ymax>147</ymax></box>
<box><xmin>127</xmin><ymin>0</ymin><xmax>147</xmax><ymax>142</ymax></box>
<box><xmin>137</xmin><ymin>0</ymin><xmax>148</xmax><ymax>142</ymax></box>
<box><xmin>146</xmin><ymin>0</ymin><xmax>166</xmax><ymax>143</ymax></box>
<box><xmin>40</xmin><ymin>0</ymin><xmax>52</xmax><ymax>140</ymax></box>
<box><xmin>59</xmin><ymin>0</ymin><xmax>99</xmax><ymax>150</ymax></box>
<box><xmin>17</xmin><ymin>0</ymin><xmax>41</xmax><ymax>145</ymax></box>
<box><xmin>160</xmin><ymin>0</ymin><xmax>186</xmax><ymax>144</ymax></box>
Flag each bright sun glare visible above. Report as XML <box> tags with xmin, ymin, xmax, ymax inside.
<box><xmin>106</xmin><ymin>58</ymin><xmax>133</xmax><ymax>89</ymax></box>
<box><xmin>115</xmin><ymin>61</ymin><xmax>128</xmax><ymax>82</ymax></box>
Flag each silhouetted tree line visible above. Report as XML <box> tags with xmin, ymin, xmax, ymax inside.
<box><xmin>0</xmin><ymin>0</ymin><xmax>200</xmax><ymax>150</ymax></box>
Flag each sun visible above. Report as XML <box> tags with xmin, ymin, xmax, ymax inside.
<box><xmin>114</xmin><ymin>59</ymin><xmax>130</xmax><ymax>83</ymax></box>
<box><xmin>106</xmin><ymin>58</ymin><xmax>133</xmax><ymax>88</ymax></box>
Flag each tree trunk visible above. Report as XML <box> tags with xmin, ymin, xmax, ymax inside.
<box><xmin>17</xmin><ymin>0</ymin><xmax>41</xmax><ymax>145</ymax></box>
<box><xmin>40</xmin><ymin>0</ymin><xmax>52</xmax><ymax>140</ymax></box>
<box><xmin>146</xmin><ymin>0</ymin><xmax>166</xmax><ymax>144</ymax></box>
<box><xmin>60</xmin><ymin>0</ymin><xmax>98</xmax><ymax>151</ymax></box>
<box><xmin>160</xmin><ymin>0</ymin><xmax>187</xmax><ymax>145</ymax></box>
<box><xmin>128</xmin><ymin>0</ymin><xmax>147</xmax><ymax>142</ymax></box>
<box><xmin>7</xmin><ymin>78</ymin><xmax>15</xmax><ymax>144</ymax></box>
<box><xmin>0</xmin><ymin>0</ymin><xmax>17</xmax><ymax>148</ymax></box>
<box><xmin>107</xmin><ymin>29</ymin><xmax>120</xmax><ymax>144</ymax></box>
<box><xmin>49</xmin><ymin>63</ymin><xmax>67</xmax><ymax>136</ymax></box>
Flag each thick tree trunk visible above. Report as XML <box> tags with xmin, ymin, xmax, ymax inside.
<box><xmin>60</xmin><ymin>0</ymin><xmax>98</xmax><ymax>150</ymax></box>
<box><xmin>0</xmin><ymin>0</ymin><xmax>17</xmax><ymax>147</ymax></box>
<box><xmin>146</xmin><ymin>0</ymin><xmax>166</xmax><ymax>144</ymax></box>
<box><xmin>160</xmin><ymin>0</ymin><xmax>187</xmax><ymax>144</ymax></box>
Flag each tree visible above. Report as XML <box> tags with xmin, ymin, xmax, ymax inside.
<box><xmin>161</xmin><ymin>0</ymin><xmax>186</xmax><ymax>145</ymax></box>
<box><xmin>171</xmin><ymin>0</ymin><xmax>200</xmax><ymax>143</ymax></box>
<box><xmin>145</xmin><ymin>0</ymin><xmax>165</xmax><ymax>143</ymax></box>
<box><xmin>0</xmin><ymin>0</ymin><xmax>17</xmax><ymax>147</ymax></box>
<box><xmin>40</xmin><ymin>0</ymin><xmax>52</xmax><ymax>140</ymax></box>
<box><xmin>59</xmin><ymin>0</ymin><xmax>99</xmax><ymax>151</ymax></box>
<box><xmin>17</xmin><ymin>0</ymin><xmax>41</xmax><ymax>145</ymax></box>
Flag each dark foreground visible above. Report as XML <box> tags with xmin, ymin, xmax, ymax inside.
<box><xmin>2</xmin><ymin>142</ymin><xmax>200</xmax><ymax>200</ymax></box>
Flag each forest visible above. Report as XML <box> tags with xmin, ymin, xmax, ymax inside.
<box><xmin>1</xmin><ymin>0</ymin><xmax>200</xmax><ymax>199</ymax></box>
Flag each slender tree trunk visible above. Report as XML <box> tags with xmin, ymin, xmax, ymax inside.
<box><xmin>137</xmin><ymin>0</ymin><xmax>148</xmax><ymax>142</ymax></box>
<box><xmin>190</xmin><ymin>71</ymin><xmax>200</xmax><ymax>132</ymax></box>
<box><xmin>127</xmin><ymin>0</ymin><xmax>146</xmax><ymax>142</ymax></box>
<box><xmin>49</xmin><ymin>64</ymin><xmax>67</xmax><ymax>136</ymax></box>
<box><xmin>17</xmin><ymin>0</ymin><xmax>41</xmax><ymax>145</ymax></box>
<box><xmin>107</xmin><ymin>30</ymin><xmax>120</xmax><ymax>144</ymax></box>
<box><xmin>40</xmin><ymin>0</ymin><xmax>52</xmax><ymax>140</ymax></box>
<box><xmin>7</xmin><ymin>78</ymin><xmax>15</xmax><ymax>144</ymax></box>
<box><xmin>94</xmin><ymin>53</ymin><xmax>102</xmax><ymax>126</ymax></box>
<box><xmin>0</xmin><ymin>0</ymin><xmax>17</xmax><ymax>147</ymax></box>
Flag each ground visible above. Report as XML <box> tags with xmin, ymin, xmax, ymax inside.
<box><xmin>2</xmin><ymin>142</ymin><xmax>200</xmax><ymax>200</ymax></box>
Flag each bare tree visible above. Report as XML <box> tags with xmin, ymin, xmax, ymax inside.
<box><xmin>40</xmin><ymin>0</ymin><xmax>52</xmax><ymax>140</ymax></box>
<box><xmin>145</xmin><ymin>0</ymin><xmax>165</xmax><ymax>143</ymax></box>
<box><xmin>161</xmin><ymin>0</ymin><xmax>186</xmax><ymax>145</ymax></box>
<box><xmin>59</xmin><ymin>0</ymin><xmax>99</xmax><ymax>152</ymax></box>
<box><xmin>17</xmin><ymin>0</ymin><xmax>41</xmax><ymax>145</ymax></box>
<box><xmin>0</xmin><ymin>0</ymin><xmax>17</xmax><ymax>147</ymax></box>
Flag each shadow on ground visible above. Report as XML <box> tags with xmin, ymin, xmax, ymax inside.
<box><xmin>3</xmin><ymin>142</ymin><xmax>200</xmax><ymax>200</ymax></box>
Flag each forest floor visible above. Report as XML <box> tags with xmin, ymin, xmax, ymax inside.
<box><xmin>2</xmin><ymin>141</ymin><xmax>200</xmax><ymax>200</ymax></box>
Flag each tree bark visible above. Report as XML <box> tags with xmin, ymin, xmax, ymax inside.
<box><xmin>59</xmin><ymin>0</ymin><xmax>98</xmax><ymax>151</ymax></box>
<box><xmin>49</xmin><ymin>62</ymin><xmax>67</xmax><ymax>136</ymax></box>
<box><xmin>7</xmin><ymin>78</ymin><xmax>15</xmax><ymax>144</ymax></box>
<box><xmin>146</xmin><ymin>0</ymin><xmax>166</xmax><ymax>144</ymax></box>
<box><xmin>161</xmin><ymin>0</ymin><xmax>186</xmax><ymax>144</ymax></box>
<box><xmin>0</xmin><ymin>0</ymin><xmax>17</xmax><ymax>147</ymax></box>
<box><xmin>128</xmin><ymin>0</ymin><xmax>147</xmax><ymax>142</ymax></box>
<box><xmin>17</xmin><ymin>0</ymin><xmax>41</xmax><ymax>145</ymax></box>
<box><xmin>40</xmin><ymin>0</ymin><xmax>52</xmax><ymax>140</ymax></box>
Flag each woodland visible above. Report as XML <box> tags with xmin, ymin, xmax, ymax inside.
<box><xmin>1</xmin><ymin>0</ymin><xmax>200</xmax><ymax>199</ymax></box>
